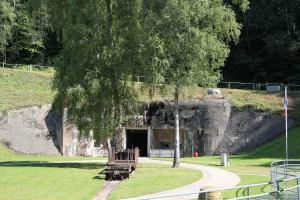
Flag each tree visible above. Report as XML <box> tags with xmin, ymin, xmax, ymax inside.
<box><xmin>0</xmin><ymin>0</ymin><xmax>15</xmax><ymax>62</ymax></box>
<box><xmin>6</xmin><ymin>0</ymin><xmax>47</xmax><ymax>64</ymax></box>
<box><xmin>141</xmin><ymin>0</ymin><xmax>248</xmax><ymax>167</ymax></box>
<box><xmin>35</xmin><ymin>0</ymin><xmax>142</xmax><ymax>142</ymax></box>
<box><xmin>224</xmin><ymin>0</ymin><xmax>300</xmax><ymax>84</ymax></box>
<box><xmin>33</xmin><ymin>0</ymin><xmax>248</xmax><ymax>161</ymax></box>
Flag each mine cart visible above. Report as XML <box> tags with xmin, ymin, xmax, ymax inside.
<box><xmin>104</xmin><ymin>148</ymin><xmax>139</xmax><ymax>180</ymax></box>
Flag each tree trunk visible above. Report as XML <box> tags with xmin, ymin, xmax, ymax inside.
<box><xmin>106</xmin><ymin>137</ymin><xmax>113</xmax><ymax>163</ymax></box>
<box><xmin>106</xmin><ymin>0</ymin><xmax>113</xmax><ymax>48</ymax></box>
<box><xmin>173</xmin><ymin>84</ymin><xmax>180</xmax><ymax>168</ymax></box>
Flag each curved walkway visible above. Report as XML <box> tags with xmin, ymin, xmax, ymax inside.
<box><xmin>123</xmin><ymin>158</ymin><xmax>240</xmax><ymax>200</ymax></box>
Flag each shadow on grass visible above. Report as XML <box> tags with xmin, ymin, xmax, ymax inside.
<box><xmin>93</xmin><ymin>175</ymin><xmax>106</xmax><ymax>180</ymax></box>
<box><xmin>0</xmin><ymin>161</ymin><xmax>105</xmax><ymax>169</ymax></box>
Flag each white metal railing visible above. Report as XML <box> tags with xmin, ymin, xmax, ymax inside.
<box><xmin>149</xmin><ymin>149</ymin><xmax>184</xmax><ymax>158</ymax></box>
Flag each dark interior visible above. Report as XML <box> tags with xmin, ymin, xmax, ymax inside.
<box><xmin>126</xmin><ymin>129</ymin><xmax>148</xmax><ymax>157</ymax></box>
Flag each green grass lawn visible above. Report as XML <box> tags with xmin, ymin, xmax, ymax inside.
<box><xmin>0</xmin><ymin>144</ymin><xmax>106</xmax><ymax>162</ymax></box>
<box><xmin>0</xmin><ymin>163</ymin><xmax>105</xmax><ymax>200</ymax></box>
<box><xmin>0</xmin><ymin>145</ymin><xmax>203</xmax><ymax>200</ymax></box>
<box><xmin>109</xmin><ymin>163</ymin><xmax>202</xmax><ymax>200</ymax></box>
<box><xmin>0</xmin><ymin>144</ymin><xmax>108</xmax><ymax>200</ymax></box>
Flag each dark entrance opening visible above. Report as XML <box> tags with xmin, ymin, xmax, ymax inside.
<box><xmin>126</xmin><ymin>129</ymin><xmax>148</xmax><ymax>157</ymax></box>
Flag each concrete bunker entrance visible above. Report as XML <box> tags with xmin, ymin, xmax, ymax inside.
<box><xmin>126</xmin><ymin>129</ymin><xmax>148</xmax><ymax>157</ymax></box>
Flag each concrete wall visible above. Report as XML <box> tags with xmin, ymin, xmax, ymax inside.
<box><xmin>0</xmin><ymin>105</ymin><xmax>61</xmax><ymax>155</ymax></box>
<box><xmin>0</xmin><ymin>99</ymin><xmax>293</xmax><ymax>157</ymax></box>
<box><xmin>146</xmin><ymin>97</ymin><xmax>293</xmax><ymax>156</ymax></box>
<box><xmin>0</xmin><ymin>105</ymin><xmax>95</xmax><ymax>156</ymax></box>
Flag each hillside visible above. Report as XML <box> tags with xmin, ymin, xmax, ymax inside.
<box><xmin>0</xmin><ymin>68</ymin><xmax>54</xmax><ymax>111</ymax></box>
<box><xmin>0</xmin><ymin>68</ymin><xmax>289</xmax><ymax>113</ymax></box>
<box><xmin>249</xmin><ymin>127</ymin><xmax>300</xmax><ymax>159</ymax></box>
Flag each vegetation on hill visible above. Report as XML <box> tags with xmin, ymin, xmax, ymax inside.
<box><xmin>0</xmin><ymin>68</ymin><xmax>54</xmax><ymax>111</ymax></box>
<box><xmin>1</xmin><ymin>1</ymin><xmax>299</xmax><ymax>84</ymax></box>
<box><xmin>1</xmin><ymin>67</ymin><xmax>297</xmax><ymax>116</ymax></box>
<box><xmin>249</xmin><ymin>127</ymin><xmax>300</xmax><ymax>159</ymax></box>
<box><xmin>224</xmin><ymin>0</ymin><xmax>300</xmax><ymax>83</ymax></box>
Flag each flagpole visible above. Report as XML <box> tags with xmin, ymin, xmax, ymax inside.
<box><xmin>285</xmin><ymin>87</ymin><xmax>288</xmax><ymax>164</ymax></box>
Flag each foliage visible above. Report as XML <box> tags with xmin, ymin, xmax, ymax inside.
<box><xmin>140</xmin><ymin>0</ymin><xmax>248</xmax><ymax>167</ymax></box>
<box><xmin>140</xmin><ymin>0</ymin><xmax>244</xmax><ymax>94</ymax></box>
<box><xmin>0</xmin><ymin>0</ymin><xmax>15</xmax><ymax>59</ymax></box>
<box><xmin>224</xmin><ymin>0</ymin><xmax>300</xmax><ymax>83</ymax></box>
<box><xmin>6</xmin><ymin>0</ymin><xmax>47</xmax><ymax>64</ymax></box>
<box><xmin>34</xmin><ymin>0</ymin><xmax>142</xmax><ymax>139</ymax></box>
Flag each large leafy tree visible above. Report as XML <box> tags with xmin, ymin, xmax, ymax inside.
<box><xmin>0</xmin><ymin>0</ymin><xmax>15</xmax><ymax>62</ymax></box>
<box><xmin>33</xmin><ymin>0</ymin><xmax>247</xmax><ymax>162</ymax></box>
<box><xmin>141</xmin><ymin>0</ymin><xmax>248</xmax><ymax>167</ymax></box>
<box><xmin>35</xmin><ymin>0</ymin><xmax>142</xmax><ymax>142</ymax></box>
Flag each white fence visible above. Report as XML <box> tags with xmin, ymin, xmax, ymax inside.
<box><xmin>1</xmin><ymin>62</ymin><xmax>54</xmax><ymax>74</ymax></box>
<box><xmin>2</xmin><ymin>62</ymin><xmax>300</xmax><ymax>92</ymax></box>
<box><xmin>133</xmin><ymin>75</ymin><xmax>300</xmax><ymax>92</ymax></box>
<box><xmin>149</xmin><ymin>149</ymin><xmax>184</xmax><ymax>158</ymax></box>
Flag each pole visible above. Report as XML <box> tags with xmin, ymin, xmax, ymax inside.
<box><xmin>173</xmin><ymin>112</ymin><xmax>180</xmax><ymax>167</ymax></box>
<box><xmin>284</xmin><ymin>87</ymin><xmax>288</xmax><ymax>165</ymax></box>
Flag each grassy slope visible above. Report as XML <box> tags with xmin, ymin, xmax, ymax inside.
<box><xmin>0</xmin><ymin>68</ymin><xmax>54</xmax><ymax>111</ymax></box>
<box><xmin>136</xmin><ymin>84</ymin><xmax>284</xmax><ymax>112</ymax></box>
<box><xmin>0</xmin><ymin>68</ymin><xmax>289</xmax><ymax>113</ymax></box>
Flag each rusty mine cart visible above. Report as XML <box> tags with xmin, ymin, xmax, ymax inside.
<box><xmin>104</xmin><ymin>148</ymin><xmax>139</xmax><ymax>180</ymax></box>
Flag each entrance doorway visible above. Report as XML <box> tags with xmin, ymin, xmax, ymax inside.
<box><xmin>126</xmin><ymin>129</ymin><xmax>148</xmax><ymax>157</ymax></box>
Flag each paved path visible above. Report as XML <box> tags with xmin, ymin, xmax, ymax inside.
<box><xmin>93</xmin><ymin>181</ymin><xmax>121</xmax><ymax>200</ymax></box>
<box><xmin>123</xmin><ymin>158</ymin><xmax>240</xmax><ymax>200</ymax></box>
